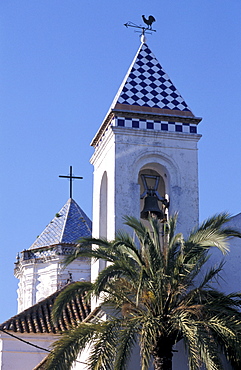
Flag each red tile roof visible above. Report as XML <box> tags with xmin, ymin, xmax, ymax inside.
<box><xmin>0</xmin><ymin>284</ymin><xmax>91</xmax><ymax>334</ymax></box>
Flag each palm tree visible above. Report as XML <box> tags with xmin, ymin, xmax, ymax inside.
<box><xmin>44</xmin><ymin>213</ymin><xmax>241</xmax><ymax>370</ymax></box>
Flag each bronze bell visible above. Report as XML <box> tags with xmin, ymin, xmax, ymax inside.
<box><xmin>141</xmin><ymin>193</ymin><xmax>164</xmax><ymax>220</ymax></box>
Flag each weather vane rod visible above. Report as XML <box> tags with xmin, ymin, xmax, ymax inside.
<box><xmin>124</xmin><ymin>15</ymin><xmax>156</xmax><ymax>37</ymax></box>
<box><xmin>59</xmin><ymin>166</ymin><xmax>83</xmax><ymax>199</ymax></box>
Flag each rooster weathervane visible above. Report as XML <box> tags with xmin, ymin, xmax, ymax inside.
<box><xmin>124</xmin><ymin>15</ymin><xmax>156</xmax><ymax>36</ymax></box>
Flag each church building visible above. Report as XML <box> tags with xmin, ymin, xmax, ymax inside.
<box><xmin>0</xmin><ymin>33</ymin><xmax>240</xmax><ymax>370</ymax></box>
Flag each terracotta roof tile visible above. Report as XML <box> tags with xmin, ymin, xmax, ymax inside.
<box><xmin>0</xmin><ymin>284</ymin><xmax>91</xmax><ymax>334</ymax></box>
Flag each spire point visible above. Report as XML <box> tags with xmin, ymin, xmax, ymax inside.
<box><xmin>140</xmin><ymin>33</ymin><xmax>146</xmax><ymax>44</ymax></box>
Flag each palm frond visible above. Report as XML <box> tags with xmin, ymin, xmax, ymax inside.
<box><xmin>63</xmin><ymin>237</ymin><xmax>114</xmax><ymax>267</ymax></box>
<box><xmin>186</xmin><ymin>229</ymin><xmax>230</xmax><ymax>256</ymax></box>
<box><xmin>196</xmin><ymin>335</ymin><xmax>222</xmax><ymax>370</ymax></box>
<box><xmin>45</xmin><ymin>323</ymin><xmax>101</xmax><ymax>370</ymax></box>
<box><xmin>52</xmin><ymin>281</ymin><xmax>93</xmax><ymax>324</ymax></box>
<box><xmin>197</xmin><ymin>213</ymin><xmax>230</xmax><ymax>231</ymax></box>
<box><xmin>198</xmin><ymin>261</ymin><xmax>225</xmax><ymax>289</ymax></box>
<box><xmin>92</xmin><ymin>262</ymin><xmax>137</xmax><ymax>297</ymax></box>
<box><xmin>114</xmin><ymin>318</ymin><xmax>139</xmax><ymax>370</ymax></box>
<box><xmin>87</xmin><ymin>320</ymin><xmax>120</xmax><ymax>370</ymax></box>
<box><xmin>140</xmin><ymin>315</ymin><xmax>164</xmax><ymax>370</ymax></box>
<box><xmin>123</xmin><ymin>216</ymin><xmax>149</xmax><ymax>246</ymax></box>
<box><xmin>113</xmin><ymin>234</ymin><xmax>144</xmax><ymax>268</ymax></box>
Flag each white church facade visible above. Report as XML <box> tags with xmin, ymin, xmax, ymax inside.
<box><xmin>0</xmin><ymin>36</ymin><xmax>241</xmax><ymax>370</ymax></box>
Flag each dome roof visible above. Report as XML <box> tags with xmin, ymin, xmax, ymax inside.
<box><xmin>29</xmin><ymin>198</ymin><xmax>92</xmax><ymax>249</ymax></box>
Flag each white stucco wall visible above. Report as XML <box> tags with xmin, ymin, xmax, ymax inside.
<box><xmin>15</xmin><ymin>256</ymin><xmax>90</xmax><ymax>312</ymax></box>
<box><xmin>0</xmin><ymin>332</ymin><xmax>56</xmax><ymax>370</ymax></box>
<box><xmin>206</xmin><ymin>213</ymin><xmax>241</xmax><ymax>294</ymax></box>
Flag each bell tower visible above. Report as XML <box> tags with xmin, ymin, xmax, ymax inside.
<box><xmin>90</xmin><ymin>37</ymin><xmax>201</xmax><ymax>280</ymax></box>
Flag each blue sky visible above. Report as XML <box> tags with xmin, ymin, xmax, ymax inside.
<box><xmin>1</xmin><ymin>0</ymin><xmax>241</xmax><ymax>322</ymax></box>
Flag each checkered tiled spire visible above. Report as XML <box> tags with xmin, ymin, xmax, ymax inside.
<box><xmin>111</xmin><ymin>42</ymin><xmax>192</xmax><ymax>114</ymax></box>
<box><xmin>91</xmin><ymin>40</ymin><xmax>201</xmax><ymax>147</ymax></box>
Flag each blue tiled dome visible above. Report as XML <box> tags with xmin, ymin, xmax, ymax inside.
<box><xmin>29</xmin><ymin>199</ymin><xmax>92</xmax><ymax>249</ymax></box>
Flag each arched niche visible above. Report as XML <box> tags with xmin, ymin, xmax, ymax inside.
<box><xmin>99</xmin><ymin>172</ymin><xmax>108</xmax><ymax>271</ymax></box>
<box><xmin>138</xmin><ymin>163</ymin><xmax>170</xmax><ymax>221</ymax></box>
<box><xmin>99</xmin><ymin>171</ymin><xmax>108</xmax><ymax>238</ymax></box>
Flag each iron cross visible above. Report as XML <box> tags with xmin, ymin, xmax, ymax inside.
<box><xmin>59</xmin><ymin>166</ymin><xmax>83</xmax><ymax>199</ymax></box>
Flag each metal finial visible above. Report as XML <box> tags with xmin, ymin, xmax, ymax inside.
<box><xmin>141</xmin><ymin>33</ymin><xmax>146</xmax><ymax>44</ymax></box>
<box><xmin>124</xmin><ymin>15</ymin><xmax>156</xmax><ymax>39</ymax></box>
<box><xmin>59</xmin><ymin>166</ymin><xmax>83</xmax><ymax>199</ymax></box>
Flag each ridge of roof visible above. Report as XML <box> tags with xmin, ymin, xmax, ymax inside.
<box><xmin>0</xmin><ymin>283</ymin><xmax>91</xmax><ymax>334</ymax></box>
<box><xmin>29</xmin><ymin>198</ymin><xmax>92</xmax><ymax>250</ymax></box>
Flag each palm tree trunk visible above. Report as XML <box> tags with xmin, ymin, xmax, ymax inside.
<box><xmin>153</xmin><ymin>339</ymin><xmax>173</xmax><ymax>370</ymax></box>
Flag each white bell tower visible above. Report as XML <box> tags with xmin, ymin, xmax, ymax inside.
<box><xmin>90</xmin><ymin>39</ymin><xmax>201</xmax><ymax>281</ymax></box>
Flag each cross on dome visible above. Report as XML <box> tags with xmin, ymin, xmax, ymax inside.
<box><xmin>59</xmin><ymin>166</ymin><xmax>83</xmax><ymax>199</ymax></box>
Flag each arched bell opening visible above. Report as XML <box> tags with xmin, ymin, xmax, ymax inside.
<box><xmin>138</xmin><ymin>165</ymin><xmax>169</xmax><ymax>222</ymax></box>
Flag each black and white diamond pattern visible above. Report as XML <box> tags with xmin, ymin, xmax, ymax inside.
<box><xmin>113</xmin><ymin>118</ymin><xmax>197</xmax><ymax>134</ymax></box>
<box><xmin>117</xmin><ymin>43</ymin><xmax>191</xmax><ymax>112</ymax></box>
